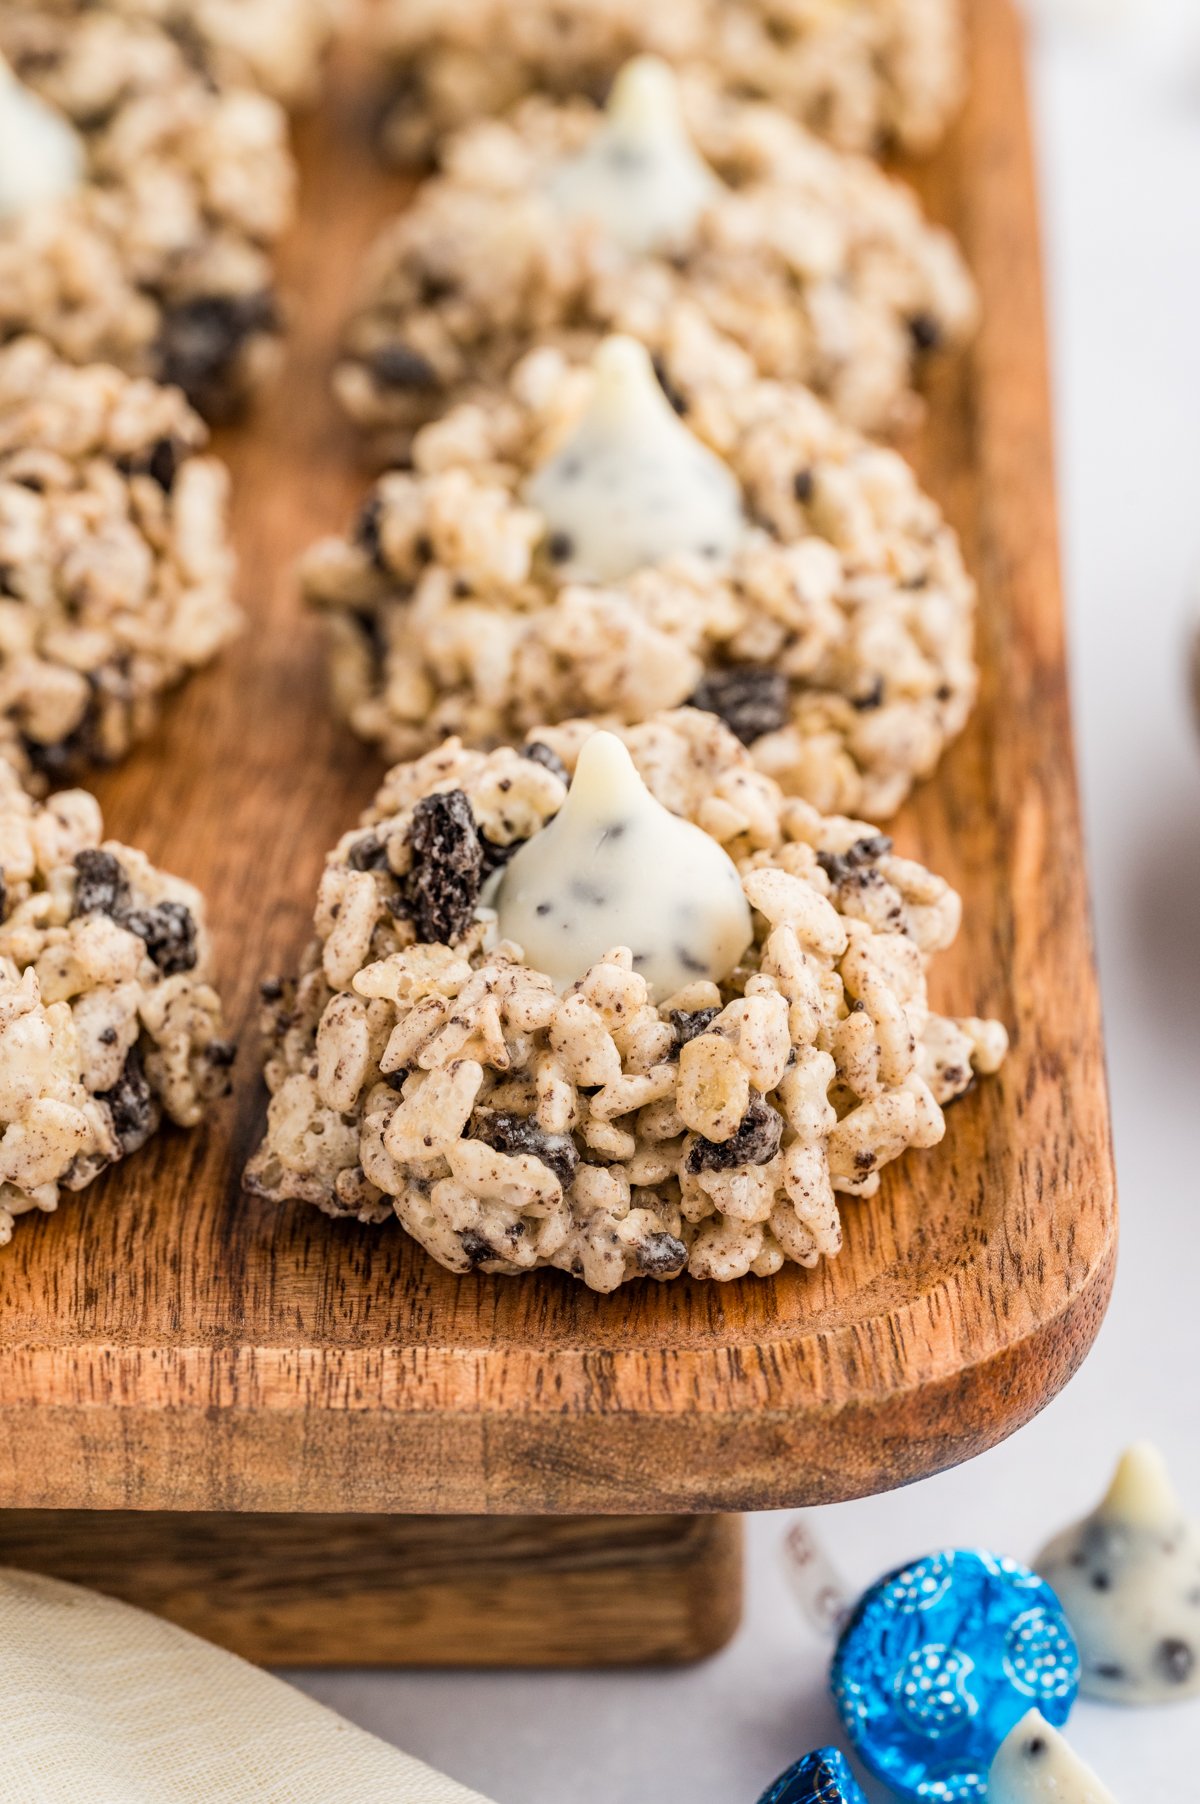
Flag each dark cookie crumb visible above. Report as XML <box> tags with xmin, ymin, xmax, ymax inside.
<box><xmin>459</xmin><ymin>1228</ymin><xmax>495</xmax><ymax>1268</ymax></box>
<box><xmin>689</xmin><ymin>665</ymin><xmax>790</xmax><ymax>747</ymax></box>
<box><xmin>117</xmin><ymin>434</ymin><xmax>187</xmax><ymax>492</ymax></box>
<box><xmin>792</xmin><ymin>468</ymin><xmax>815</xmax><ymax>504</ymax></box>
<box><xmin>71</xmin><ymin>849</ymin><xmax>131</xmax><ymax>921</ymax></box>
<box><xmin>908</xmin><ymin>311</ymin><xmax>944</xmax><ymax>353</ymax></box>
<box><xmin>852</xmin><ymin>677</ymin><xmax>885</xmax><ymax>711</ymax></box>
<box><xmin>122</xmin><ymin>901</ymin><xmax>198</xmax><ymax>975</ymax></box>
<box><xmin>816</xmin><ymin>835</ymin><xmax>893</xmax><ymax>887</ymax></box>
<box><xmin>636</xmin><ymin>1231</ymin><xmax>689</xmax><ymax>1278</ymax></box>
<box><xmin>477</xmin><ymin>832</ymin><xmax>523</xmax><ymax>880</ymax></box>
<box><xmin>687</xmin><ymin>1092</ymin><xmax>784</xmax><ymax>1172</ymax></box>
<box><xmin>156</xmin><ymin>291</ymin><xmax>279</xmax><ymax>418</ymax></box>
<box><xmin>523</xmin><ymin>741</ymin><xmax>569</xmax><ymax>785</ymax></box>
<box><xmin>98</xmin><ymin>1047</ymin><xmax>159</xmax><ymax>1157</ymax></box>
<box><xmin>473</xmin><ymin>1111</ymin><xmax>580</xmax><ymax>1191</ymax></box>
<box><xmin>355</xmin><ymin>493</ymin><xmax>387</xmax><ymax>569</ymax></box>
<box><xmin>650</xmin><ymin>353</ymin><xmax>688</xmax><ymax>415</ymax></box>
<box><xmin>346</xmin><ymin>831</ymin><xmax>391</xmax><ymax>873</ymax></box>
<box><xmin>403</xmin><ymin>789</ymin><xmax>483</xmax><ymax>944</ymax></box>
<box><xmin>369</xmin><ymin>343</ymin><xmax>439</xmax><ymax>390</ymax></box>
<box><xmin>670</xmin><ymin>1007</ymin><xmax>720</xmax><ymax>1049</ymax></box>
<box><xmin>1158</xmin><ymin>1639</ymin><xmax>1195</xmax><ymax>1686</ymax></box>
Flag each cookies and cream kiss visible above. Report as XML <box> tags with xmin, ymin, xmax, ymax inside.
<box><xmin>489</xmin><ymin>729</ymin><xmax>751</xmax><ymax>999</ymax></box>
<box><xmin>524</xmin><ymin>335</ymin><xmax>746</xmax><ymax>584</ymax></box>
<box><xmin>0</xmin><ymin>54</ymin><xmax>84</xmax><ymax>224</ymax></box>
<box><xmin>546</xmin><ymin>55</ymin><xmax>719</xmax><ymax>256</ymax></box>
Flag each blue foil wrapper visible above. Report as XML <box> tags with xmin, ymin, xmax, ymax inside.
<box><xmin>830</xmin><ymin>1550</ymin><xmax>1079</xmax><ymax>1802</ymax></box>
<box><xmin>756</xmin><ymin>1747</ymin><xmax>866</xmax><ymax>1804</ymax></box>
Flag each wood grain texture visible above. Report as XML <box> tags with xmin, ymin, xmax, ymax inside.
<box><xmin>0</xmin><ymin>1512</ymin><xmax>742</xmax><ymax>1666</ymax></box>
<box><xmin>0</xmin><ymin>0</ymin><xmax>1116</xmax><ymax>1516</ymax></box>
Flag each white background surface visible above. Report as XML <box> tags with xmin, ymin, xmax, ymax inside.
<box><xmin>292</xmin><ymin>7</ymin><xmax>1200</xmax><ymax>1796</ymax></box>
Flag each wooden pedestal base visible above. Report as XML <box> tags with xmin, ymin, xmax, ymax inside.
<box><xmin>0</xmin><ymin>1512</ymin><xmax>743</xmax><ymax>1668</ymax></box>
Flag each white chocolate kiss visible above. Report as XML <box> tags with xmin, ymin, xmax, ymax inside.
<box><xmin>488</xmin><ymin>730</ymin><xmax>752</xmax><ymax>999</ymax></box>
<box><xmin>988</xmin><ymin>1711</ymin><xmax>1117</xmax><ymax>1804</ymax></box>
<box><xmin>546</xmin><ymin>55</ymin><xmax>720</xmax><ymax>256</ymax></box>
<box><xmin>524</xmin><ymin>336</ymin><xmax>746</xmax><ymax>584</ymax></box>
<box><xmin>0</xmin><ymin>54</ymin><xmax>85</xmax><ymax>225</ymax></box>
<box><xmin>1035</xmin><ymin>1443</ymin><xmax>1200</xmax><ymax>1706</ymax></box>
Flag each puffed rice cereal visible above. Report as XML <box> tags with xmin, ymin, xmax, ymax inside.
<box><xmin>336</xmin><ymin>71</ymin><xmax>976</xmax><ymax>446</ymax></box>
<box><xmin>371</xmin><ymin>0</ymin><xmax>965</xmax><ymax>166</ymax></box>
<box><xmin>307</xmin><ymin>337</ymin><xmax>976</xmax><ymax>822</ymax></box>
<box><xmin>0</xmin><ymin>4</ymin><xmax>295</xmax><ymax>418</ymax></box>
<box><xmin>0</xmin><ymin>337</ymin><xmax>240</xmax><ymax>788</ymax></box>
<box><xmin>0</xmin><ymin>757</ymin><xmax>232</xmax><ymax>1245</ymax></box>
<box><xmin>245</xmin><ymin>709</ymin><xmax>1007</xmax><ymax>1290</ymax></box>
<box><xmin>83</xmin><ymin>0</ymin><xmax>340</xmax><ymax>107</ymax></box>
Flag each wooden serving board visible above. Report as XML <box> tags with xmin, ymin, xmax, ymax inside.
<box><xmin>0</xmin><ymin>0</ymin><xmax>1115</xmax><ymax>1660</ymax></box>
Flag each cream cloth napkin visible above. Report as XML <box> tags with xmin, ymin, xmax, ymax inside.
<box><xmin>0</xmin><ymin>1568</ymin><xmax>497</xmax><ymax>1803</ymax></box>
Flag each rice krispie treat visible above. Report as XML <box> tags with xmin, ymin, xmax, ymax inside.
<box><xmin>0</xmin><ymin>758</ymin><xmax>232</xmax><ymax>1246</ymax></box>
<box><xmin>337</xmin><ymin>59</ymin><xmax>976</xmax><ymax>446</ymax></box>
<box><xmin>0</xmin><ymin>337</ymin><xmax>240</xmax><ymax>787</ymax></box>
<box><xmin>308</xmin><ymin>334</ymin><xmax>976</xmax><ymax>822</ymax></box>
<box><xmin>245</xmin><ymin>709</ymin><xmax>1006</xmax><ymax>1290</ymax></box>
<box><xmin>0</xmin><ymin>5</ymin><xmax>295</xmax><ymax>418</ymax></box>
<box><xmin>372</xmin><ymin>0</ymin><xmax>965</xmax><ymax>166</ymax></box>
<box><xmin>78</xmin><ymin>0</ymin><xmax>339</xmax><ymax>107</ymax></box>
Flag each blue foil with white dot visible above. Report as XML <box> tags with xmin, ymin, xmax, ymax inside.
<box><xmin>756</xmin><ymin>1747</ymin><xmax>866</xmax><ymax>1804</ymax></box>
<box><xmin>830</xmin><ymin>1550</ymin><xmax>1079</xmax><ymax>1802</ymax></box>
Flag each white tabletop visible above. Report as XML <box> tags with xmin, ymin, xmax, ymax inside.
<box><xmin>290</xmin><ymin>9</ymin><xmax>1200</xmax><ymax>1796</ymax></box>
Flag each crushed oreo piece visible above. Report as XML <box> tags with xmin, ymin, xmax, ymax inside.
<box><xmin>122</xmin><ymin>900</ymin><xmax>198</xmax><ymax>975</ymax></box>
<box><xmin>98</xmin><ymin>1048</ymin><xmax>159</xmax><ymax>1157</ymax></box>
<box><xmin>474</xmin><ymin>1111</ymin><xmax>579</xmax><ymax>1191</ymax></box>
<box><xmin>71</xmin><ymin>849</ymin><xmax>132</xmax><ymax>920</ymax></box>
<box><xmin>689</xmin><ymin>665</ymin><xmax>790</xmax><ymax>747</ymax></box>
<box><xmin>816</xmin><ymin>835</ymin><xmax>893</xmax><ymax>887</ymax></box>
<box><xmin>523</xmin><ymin>741</ymin><xmax>569</xmax><ymax>785</ymax></box>
<box><xmin>403</xmin><ymin>789</ymin><xmax>483</xmax><ymax>944</ymax></box>
<box><xmin>670</xmin><ymin>1006</ymin><xmax>720</xmax><ymax>1049</ymax></box>
<box><xmin>792</xmin><ymin>468</ymin><xmax>815</xmax><ymax>504</ymax></box>
<box><xmin>636</xmin><ymin>1232</ymin><xmax>689</xmax><ymax>1278</ymax></box>
<box><xmin>687</xmin><ymin>1091</ymin><xmax>784</xmax><ymax>1172</ymax></box>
